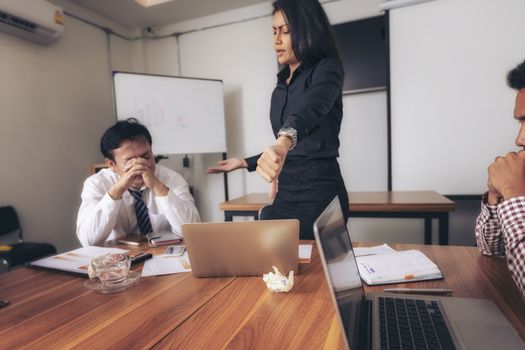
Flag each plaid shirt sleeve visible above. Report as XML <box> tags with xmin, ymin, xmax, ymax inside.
<box><xmin>497</xmin><ymin>196</ymin><xmax>525</xmax><ymax>297</ymax></box>
<box><xmin>475</xmin><ymin>192</ymin><xmax>505</xmax><ymax>256</ymax></box>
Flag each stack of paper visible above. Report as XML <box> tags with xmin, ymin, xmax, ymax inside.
<box><xmin>356</xmin><ymin>249</ymin><xmax>442</xmax><ymax>285</ymax></box>
<box><xmin>141</xmin><ymin>252</ymin><xmax>192</xmax><ymax>277</ymax></box>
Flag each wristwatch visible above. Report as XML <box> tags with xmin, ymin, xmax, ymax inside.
<box><xmin>277</xmin><ymin>127</ymin><xmax>298</xmax><ymax>150</ymax></box>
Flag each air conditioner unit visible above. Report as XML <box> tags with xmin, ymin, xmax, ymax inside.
<box><xmin>0</xmin><ymin>0</ymin><xmax>64</xmax><ymax>46</ymax></box>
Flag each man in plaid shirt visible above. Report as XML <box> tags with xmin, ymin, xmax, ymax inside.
<box><xmin>475</xmin><ymin>60</ymin><xmax>525</xmax><ymax>297</ymax></box>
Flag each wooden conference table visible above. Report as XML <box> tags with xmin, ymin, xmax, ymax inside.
<box><xmin>0</xmin><ymin>242</ymin><xmax>523</xmax><ymax>349</ymax></box>
<box><xmin>220</xmin><ymin>191</ymin><xmax>455</xmax><ymax>245</ymax></box>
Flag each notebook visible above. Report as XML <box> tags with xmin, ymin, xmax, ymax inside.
<box><xmin>182</xmin><ymin>219</ymin><xmax>299</xmax><ymax>277</ymax></box>
<box><xmin>313</xmin><ymin>196</ymin><xmax>525</xmax><ymax>350</ymax></box>
<box><xmin>28</xmin><ymin>247</ymin><xmax>150</xmax><ymax>277</ymax></box>
<box><xmin>356</xmin><ymin>249</ymin><xmax>442</xmax><ymax>285</ymax></box>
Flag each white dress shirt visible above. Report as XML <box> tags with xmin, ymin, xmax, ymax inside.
<box><xmin>76</xmin><ymin>165</ymin><xmax>200</xmax><ymax>246</ymax></box>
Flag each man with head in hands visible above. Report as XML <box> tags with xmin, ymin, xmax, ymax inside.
<box><xmin>476</xmin><ymin>60</ymin><xmax>525</xmax><ymax>297</ymax></box>
<box><xmin>77</xmin><ymin>118</ymin><xmax>200</xmax><ymax>246</ymax></box>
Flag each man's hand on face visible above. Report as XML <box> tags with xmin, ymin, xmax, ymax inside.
<box><xmin>488</xmin><ymin>151</ymin><xmax>525</xmax><ymax>201</ymax></box>
<box><xmin>108</xmin><ymin>158</ymin><xmax>150</xmax><ymax>200</ymax></box>
<box><xmin>136</xmin><ymin>158</ymin><xmax>169</xmax><ymax>196</ymax></box>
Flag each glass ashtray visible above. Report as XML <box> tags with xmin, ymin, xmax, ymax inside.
<box><xmin>84</xmin><ymin>270</ymin><xmax>141</xmax><ymax>294</ymax></box>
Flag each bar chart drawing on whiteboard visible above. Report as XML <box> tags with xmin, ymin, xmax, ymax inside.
<box><xmin>130</xmin><ymin>98</ymin><xmax>168</xmax><ymax>127</ymax></box>
<box><xmin>113</xmin><ymin>71</ymin><xmax>227</xmax><ymax>155</ymax></box>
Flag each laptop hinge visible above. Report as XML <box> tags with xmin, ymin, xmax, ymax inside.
<box><xmin>357</xmin><ymin>298</ymin><xmax>373</xmax><ymax>350</ymax></box>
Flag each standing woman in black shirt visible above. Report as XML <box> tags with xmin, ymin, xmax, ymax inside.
<box><xmin>208</xmin><ymin>0</ymin><xmax>349</xmax><ymax>240</ymax></box>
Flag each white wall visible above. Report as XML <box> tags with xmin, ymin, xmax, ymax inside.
<box><xmin>0</xmin><ymin>0</ymin><xmax>485</xmax><ymax>254</ymax></box>
<box><xmin>341</xmin><ymin>91</ymin><xmax>388</xmax><ymax>191</ymax></box>
<box><xmin>143</xmin><ymin>0</ymin><xmax>478</xmax><ymax>246</ymax></box>
<box><xmin>389</xmin><ymin>0</ymin><xmax>525</xmax><ymax>195</ymax></box>
<box><xmin>0</xmin><ymin>4</ymin><xmax>141</xmax><ymax>252</ymax></box>
<box><xmin>142</xmin><ymin>0</ymin><xmax>386</xmax><ymax>222</ymax></box>
<box><xmin>178</xmin><ymin>15</ymin><xmax>277</xmax><ymax>221</ymax></box>
<box><xmin>138</xmin><ymin>0</ymin><xmax>441</xmax><ymax>244</ymax></box>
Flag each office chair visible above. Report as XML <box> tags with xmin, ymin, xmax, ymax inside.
<box><xmin>258</xmin><ymin>204</ymin><xmax>275</xmax><ymax>220</ymax></box>
<box><xmin>0</xmin><ymin>206</ymin><xmax>56</xmax><ymax>273</ymax></box>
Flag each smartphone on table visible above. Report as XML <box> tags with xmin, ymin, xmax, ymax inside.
<box><xmin>128</xmin><ymin>251</ymin><xmax>153</xmax><ymax>264</ymax></box>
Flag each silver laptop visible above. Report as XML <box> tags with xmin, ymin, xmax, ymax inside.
<box><xmin>313</xmin><ymin>196</ymin><xmax>524</xmax><ymax>350</ymax></box>
<box><xmin>182</xmin><ymin>219</ymin><xmax>299</xmax><ymax>277</ymax></box>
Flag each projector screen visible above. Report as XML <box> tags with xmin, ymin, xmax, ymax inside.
<box><xmin>389</xmin><ymin>0</ymin><xmax>525</xmax><ymax>195</ymax></box>
<box><xmin>113</xmin><ymin>72</ymin><xmax>227</xmax><ymax>155</ymax></box>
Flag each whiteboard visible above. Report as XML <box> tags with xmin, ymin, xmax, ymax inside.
<box><xmin>113</xmin><ymin>72</ymin><xmax>227</xmax><ymax>155</ymax></box>
<box><xmin>389</xmin><ymin>0</ymin><xmax>525</xmax><ymax>195</ymax></box>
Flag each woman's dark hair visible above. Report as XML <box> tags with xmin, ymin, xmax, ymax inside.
<box><xmin>507</xmin><ymin>60</ymin><xmax>525</xmax><ymax>90</ymax></box>
<box><xmin>100</xmin><ymin>118</ymin><xmax>152</xmax><ymax>161</ymax></box>
<box><xmin>272</xmin><ymin>0</ymin><xmax>341</xmax><ymax>68</ymax></box>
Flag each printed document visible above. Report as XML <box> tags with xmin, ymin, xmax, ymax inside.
<box><xmin>356</xmin><ymin>249</ymin><xmax>442</xmax><ymax>285</ymax></box>
<box><xmin>141</xmin><ymin>252</ymin><xmax>192</xmax><ymax>276</ymax></box>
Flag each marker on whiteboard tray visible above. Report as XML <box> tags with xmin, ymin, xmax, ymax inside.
<box><xmin>154</xmin><ymin>155</ymin><xmax>168</xmax><ymax>164</ymax></box>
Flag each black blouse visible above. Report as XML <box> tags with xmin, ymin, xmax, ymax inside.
<box><xmin>245</xmin><ymin>57</ymin><xmax>343</xmax><ymax>171</ymax></box>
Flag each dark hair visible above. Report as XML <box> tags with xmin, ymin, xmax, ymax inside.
<box><xmin>272</xmin><ymin>0</ymin><xmax>341</xmax><ymax>68</ymax></box>
<box><xmin>507</xmin><ymin>60</ymin><xmax>525</xmax><ymax>90</ymax></box>
<box><xmin>100</xmin><ymin>118</ymin><xmax>152</xmax><ymax>161</ymax></box>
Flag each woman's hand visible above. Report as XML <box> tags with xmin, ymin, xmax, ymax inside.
<box><xmin>256</xmin><ymin>136</ymin><xmax>292</xmax><ymax>198</ymax></box>
<box><xmin>207</xmin><ymin>158</ymin><xmax>247</xmax><ymax>174</ymax></box>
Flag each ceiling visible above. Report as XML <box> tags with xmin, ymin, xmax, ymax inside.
<box><xmin>69</xmin><ymin>0</ymin><xmax>272</xmax><ymax>29</ymax></box>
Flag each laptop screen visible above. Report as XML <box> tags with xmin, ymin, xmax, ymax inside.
<box><xmin>313</xmin><ymin>196</ymin><xmax>366</xmax><ymax>350</ymax></box>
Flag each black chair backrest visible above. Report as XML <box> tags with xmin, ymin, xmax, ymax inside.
<box><xmin>0</xmin><ymin>206</ymin><xmax>21</xmax><ymax>238</ymax></box>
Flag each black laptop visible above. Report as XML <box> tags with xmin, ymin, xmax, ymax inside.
<box><xmin>313</xmin><ymin>196</ymin><xmax>524</xmax><ymax>350</ymax></box>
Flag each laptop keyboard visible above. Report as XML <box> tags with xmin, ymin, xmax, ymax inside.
<box><xmin>378</xmin><ymin>297</ymin><xmax>456</xmax><ymax>350</ymax></box>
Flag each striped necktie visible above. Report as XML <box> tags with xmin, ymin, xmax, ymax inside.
<box><xmin>129</xmin><ymin>189</ymin><xmax>153</xmax><ymax>235</ymax></box>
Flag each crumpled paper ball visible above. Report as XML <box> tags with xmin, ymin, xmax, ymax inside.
<box><xmin>263</xmin><ymin>266</ymin><xmax>294</xmax><ymax>292</ymax></box>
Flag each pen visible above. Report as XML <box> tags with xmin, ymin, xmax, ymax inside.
<box><xmin>130</xmin><ymin>252</ymin><xmax>153</xmax><ymax>265</ymax></box>
<box><xmin>383</xmin><ymin>288</ymin><xmax>452</xmax><ymax>295</ymax></box>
